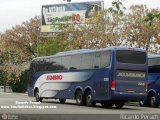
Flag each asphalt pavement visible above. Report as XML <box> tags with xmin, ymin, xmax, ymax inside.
<box><xmin>0</xmin><ymin>92</ymin><xmax>160</xmax><ymax>120</ymax></box>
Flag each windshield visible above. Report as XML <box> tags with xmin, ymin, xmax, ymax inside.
<box><xmin>116</xmin><ymin>50</ymin><xmax>146</xmax><ymax>64</ymax></box>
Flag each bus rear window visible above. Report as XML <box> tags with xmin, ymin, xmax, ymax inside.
<box><xmin>116</xmin><ymin>50</ymin><xmax>146</xmax><ymax>64</ymax></box>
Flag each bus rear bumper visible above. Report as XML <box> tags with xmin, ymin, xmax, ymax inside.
<box><xmin>112</xmin><ymin>92</ymin><xmax>147</xmax><ymax>101</ymax></box>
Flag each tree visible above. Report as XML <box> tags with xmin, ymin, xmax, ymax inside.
<box><xmin>0</xmin><ymin>16</ymin><xmax>67</xmax><ymax>86</ymax></box>
<box><xmin>109</xmin><ymin>0</ymin><xmax>126</xmax><ymax>45</ymax></box>
<box><xmin>37</xmin><ymin>34</ymin><xmax>68</xmax><ymax>56</ymax></box>
<box><xmin>0</xmin><ymin>16</ymin><xmax>42</xmax><ymax>85</ymax></box>
<box><xmin>3</xmin><ymin>16</ymin><xmax>41</xmax><ymax>57</ymax></box>
<box><xmin>122</xmin><ymin>5</ymin><xmax>160</xmax><ymax>53</ymax></box>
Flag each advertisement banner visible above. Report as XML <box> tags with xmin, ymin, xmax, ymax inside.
<box><xmin>41</xmin><ymin>1</ymin><xmax>104</xmax><ymax>32</ymax></box>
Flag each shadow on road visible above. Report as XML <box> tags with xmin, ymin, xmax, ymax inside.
<box><xmin>37</xmin><ymin>100</ymin><xmax>142</xmax><ymax>111</ymax></box>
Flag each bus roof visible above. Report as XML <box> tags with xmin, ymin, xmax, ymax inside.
<box><xmin>148</xmin><ymin>54</ymin><xmax>160</xmax><ymax>66</ymax></box>
<box><xmin>32</xmin><ymin>46</ymin><xmax>145</xmax><ymax>61</ymax></box>
<box><xmin>148</xmin><ymin>54</ymin><xmax>160</xmax><ymax>58</ymax></box>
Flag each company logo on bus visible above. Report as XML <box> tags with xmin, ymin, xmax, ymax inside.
<box><xmin>46</xmin><ymin>75</ymin><xmax>63</xmax><ymax>80</ymax></box>
<box><xmin>117</xmin><ymin>72</ymin><xmax>145</xmax><ymax>78</ymax></box>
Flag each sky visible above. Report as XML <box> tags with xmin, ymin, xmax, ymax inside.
<box><xmin>0</xmin><ymin>0</ymin><xmax>160</xmax><ymax>32</ymax></box>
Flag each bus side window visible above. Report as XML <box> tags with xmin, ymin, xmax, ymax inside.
<box><xmin>70</xmin><ymin>55</ymin><xmax>82</xmax><ymax>70</ymax></box>
<box><xmin>93</xmin><ymin>52</ymin><xmax>101</xmax><ymax>69</ymax></box>
<box><xmin>50</xmin><ymin>57</ymin><xmax>65</xmax><ymax>71</ymax></box>
<box><xmin>54</xmin><ymin>57</ymin><xmax>62</xmax><ymax>66</ymax></box>
<box><xmin>61</xmin><ymin>56</ymin><xmax>71</xmax><ymax>70</ymax></box>
<box><xmin>37</xmin><ymin>59</ymin><xmax>46</xmax><ymax>72</ymax></box>
<box><xmin>81</xmin><ymin>53</ymin><xmax>93</xmax><ymax>69</ymax></box>
<box><xmin>100</xmin><ymin>51</ymin><xmax>111</xmax><ymax>68</ymax></box>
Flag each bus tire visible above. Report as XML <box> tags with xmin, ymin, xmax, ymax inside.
<box><xmin>75</xmin><ymin>90</ymin><xmax>85</xmax><ymax>106</ymax></box>
<box><xmin>59</xmin><ymin>99</ymin><xmax>66</xmax><ymax>104</ymax></box>
<box><xmin>149</xmin><ymin>94</ymin><xmax>159</xmax><ymax>108</ymax></box>
<box><xmin>139</xmin><ymin>100</ymin><xmax>149</xmax><ymax>107</ymax></box>
<box><xmin>101</xmin><ymin>101</ymin><xmax>114</xmax><ymax>108</ymax></box>
<box><xmin>85</xmin><ymin>91</ymin><xmax>95</xmax><ymax>107</ymax></box>
<box><xmin>35</xmin><ymin>90</ymin><xmax>43</xmax><ymax>102</ymax></box>
<box><xmin>115</xmin><ymin>101</ymin><xmax>124</xmax><ymax>109</ymax></box>
<box><xmin>139</xmin><ymin>101</ymin><xmax>145</xmax><ymax>107</ymax></box>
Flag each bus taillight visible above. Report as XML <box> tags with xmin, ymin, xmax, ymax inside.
<box><xmin>111</xmin><ymin>80</ymin><xmax>116</xmax><ymax>90</ymax></box>
<box><xmin>145</xmin><ymin>82</ymin><xmax>148</xmax><ymax>92</ymax></box>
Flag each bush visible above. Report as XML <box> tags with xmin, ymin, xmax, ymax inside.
<box><xmin>9</xmin><ymin>71</ymin><xmax>28</xmax><ymax>93</ymax></box>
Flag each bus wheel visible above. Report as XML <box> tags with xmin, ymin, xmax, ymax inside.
<box><xmin>59</xmin><ymin>99</ymin><xmax>66</xmax><ymax>104</ymax></box>
<box><xmin>115</xmin><ymin>101</ymin><xmax>124</xmax><ymax>109</ymax></box>
<box><xmin>149</xmin><ymin>94</ymin><xmax>159</xmax><ymax>108</ymax></box>
<box><xmin>139</xmin><ymin>101</ymin><xmax>145</xmax><ymax>107</ymax></box>
<box><xmin>139</xmin><ymin>100</ymin><xmax>149</xmax><ymax>107</ymax></box>
<box><xmin>75</xmin><ymin>91</ymin><xmax>85</xmax><ymax>106</ymax></box>
<box><xmin>35</xmin><ymin>90</ymin><xmax>43</xmax><ymax>102</ymax></box>
<box><xmin>85</xmin><ymin>91</ymin><xmax>95</xmax><ymax>107</ymax></box>
<box><xmin>101</xmin><ymin>101</ymin><xmax>114</xmax><ymax>108</ymax></box>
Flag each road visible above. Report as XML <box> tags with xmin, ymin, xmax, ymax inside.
<box><xmin>0</xmin><ymin>93</ymin><xmax>160</xmax><ymax>120</ymax></box>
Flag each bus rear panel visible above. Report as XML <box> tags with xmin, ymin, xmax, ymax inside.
<box><xmin>111</xmin><ymin>50</ymin><xmax>147</xmax><ymax>101</ymax></box>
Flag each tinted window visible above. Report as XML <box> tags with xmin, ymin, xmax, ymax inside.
<box><xmin>116</xmin><ymin>50</ymin><xmax>146</xmax><ymax>64</ymax></box>
<box><xmin>35</xmin><ymin>59</ymin><xmax>46</xmax><ymax>72</ymax></box>
<box><xmin>93</xmin><ymin>52</ymin><xmax>101</xmax><ymax>68</ymax></box>
<box><xmin>81</xmin><ymin>53</ymin><xmax>93</xmax><ymax>69</ymax></box>
<box><xmin>30</xmin><ymin>50</ymin><xmax>111</xmax><ymax>72</ymax></box>
<box><xmin>48</xmin><ymin>57</ymin><xmax>65</xmax><ymax>71</ymax></box>
<box><xmin>70</xmin><ymin>55</ymin><xmax>82</xmax><ymax>69</ymax></box>
<box><xmin>81</xmin><ymin>51</ymin><xmax>111</xmax><ymax>69</ymax></box>
<box><xmin>53</xmin><ymin>57</ymin><xmax>61</xmax><ymax>65</ymax></box>
<box><xmin>61</xmin><ymin>56</ymin><xmax>71</xmax><ymax>70</ymax></box>
<box><xmin>100</xmin><ymin>51</ymin><xmax>111</xmax><ymax>68</ymax></box>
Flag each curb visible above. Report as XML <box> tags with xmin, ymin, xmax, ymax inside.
<box><xmin>0</xmin><ymin>92</ymin><xmax>27</xmax><ymax>96</ymax></box>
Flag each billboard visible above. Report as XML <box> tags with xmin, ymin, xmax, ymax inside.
<box><xmin>41</xmin><ymin>1</ymin><xmax>104</xmax><ymax>32</ymax></box>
